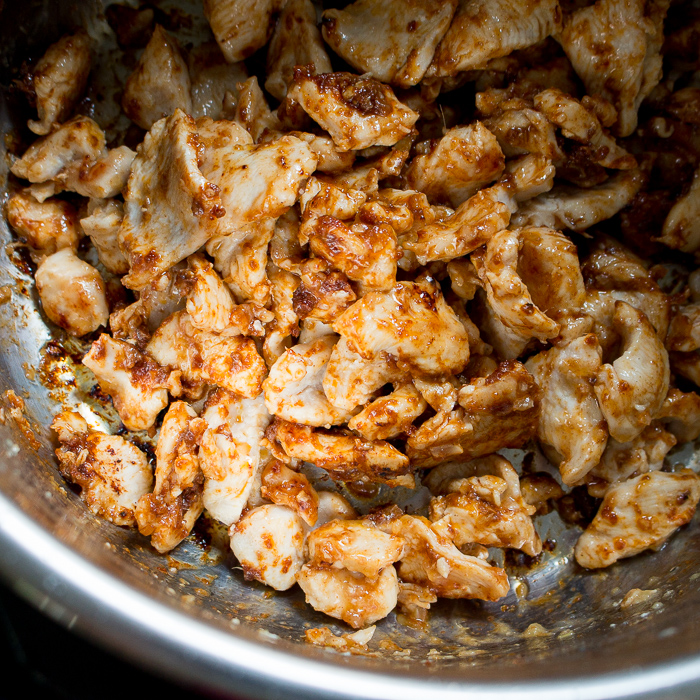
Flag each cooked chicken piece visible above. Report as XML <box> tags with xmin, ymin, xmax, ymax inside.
<box><xmin>235</xmin><ymin>76</ymin><xmax>283</xmax><ymax>142</ymax></box>
<box><xmin>83</xmin><ymin>334</ymin><xmax>169</xmax><ymax>431</ymax></box>
<box><xmin>575</xmin><ymin>470</ymin><xmax>700</xmax><ymax>569</ymax></box>
<box><xmin>297</xmin><ymin>562</ymin><xmax>399</xmax><ymax>628</ymax></box>
<box><xmin>271</xmin><ymin>419</ymin><xmax>413</xmax><ymax>487</ymax></box>
<box><xmin>585</xmin><ymin>424</ymin><xmax>676</xmax><ymax>498</ymax></box>
<box><xmin>447</xmin><ymin>259</ymin><xmax>481</xmax><ymax>302</ymax></box>
<box><xmin>230</xmin><ymin>504</ymin><xmax>306</xmax><ymax>590</ymax></box>
<box><xmin>315</xmin><ymin>491</ymin><xmax>358</xmax><ymax>528</ymax></box>
<box><xmin>292</xmin><ymin>259</ymin><xmax>356</xmax><ymax>323</ymax></box>
<box><xmin>519</xmin><ymin>472</ymin><xmax>564</xmax><ymax>514</ymax></box>
<box><xmin>472</xmin><ymin>228</ymin><xmax>560</xmax><ymax>343</ymax></box>
<box><xmin>429</xmin><ymin>0</ymin><xmax>561</xmax><ymax>76</ymax></box>
<box><xmin>204</xmin><ymin>0</ymin><xmax>287</xmax><ymax>63</ymax></box>
<box><xmin>348</xmin><ymin>383</ymin><xmax>427</xmax><ymax>441</ymax></box>
<box><xmin>288</xmin><ymin>133</ymin><xmax>357</xmax><ymax>175</ymax></box>
<box><xmin>396</xmin><ymin>581</ymin><xmax>438</xmax><ymax>622</ymax></box>
<box><xmin>299</xmin><ymin>177</ymin><xmax>368</xmax><ymax>223</ymax></box>
<box><xmin>265</xmin><ymin>0</ymin><xmax>332</xmax><ymax>100</ymax></box>
<box><xmin>6</xmin><ymin>190</ymin><xmax>79</xmax><ymax>255</ymax></box>
<box><xmin>532</xmin><ymin>88</ymin><xmax>636</xmax><ymax>169</ymax></box>
<box><xmin>322</xmin><ymin>336</ymin><xmax>405</xmax><ymax>412</ymax></box>
<box><xmin>429</xmin><ymin>456</ymin><xmax>541</xmax><ymax>556</ymax></box>
<box><xmin>512</xmin><ymin>168</ymin><xmax>645</xmax><ymax>232</ymax></box>
<box><xmin>52</xmin><ymin>411</ymin><xmax>153</xmax><ymax>527</ymax></box>
<box><xmin>185</xmin><ymin>254</ymin><xmax>236</xmax><ymax>333</ymax></box>
<box><xmin>557</xmin><ymin>0</ymin><xmax>666</xmax><ymax>137</ymax></box>
<box><xmin>495</xmin><ymin>153</ymin><xmax>557</xmax><ymax>206</ymax></box>
<box><xmin>331</xmin><ymin>280</ymin><xmax>471</xmax><ymax>376</ymax></box>
<box><xmin>322</xmin><ymin>0</ymin><xmax>457</xmax><ymax>87</ymax></box>
<box><xmin>413</xmin><ymin>376</ymin><xmax>458</xmax><ymax>414</ymax></box>
<box><xmin>80</xmin><ymin>199</ymin><xmax>128</xmax><ymax>275</ymax></box>
<box><xmin>594</xmin><ymin>301</ymin><xmax>670</xmax><ymax>443</ymax></box>
<box><xmin>390</xmin><ymin>515</ymin><xmax>510</xmax><ymax>600</ymax></box>
<box><xmin>188</xmin><ymin>42</ymin><xmax>248</xmax><ymax>120</ymax></box>
<box><xmin>657</xmin><ymin>168</ymin><xmax>700</xmax><ymax>253</ymax></box>
<box><xmin>423</xmin><ymin>455</ymin><xmax>505</xmax><ymax>494</ymax></box>
<box><xmin>263</xmin><ymin>264</ymin><xmax>300</xmax><ymax>366</ymax></box>
<box><xmin>260</xmin><ymin>459</ymin><xmax>318</xmax><ymax>526</ymax></box>
<box><xmin>264</xmin><ymin>335</ymin><xmax>355</xmax><ymax>427</ymax></box>
<box><xmin>526</xmin><ymin>335</ymin><xmax>607</xmax><ymax>486</ymax></box>
<box><xmin>35</xmin><ymin>248</ymin><xmax>108</xmax><ymax>337</ymax></box>
<box><xmin>655</xmin><ymin>388</ymin><xmax>700</xmax><ymax>443</ymax></box>
<box><xmin>402</xmin><ymin>186</ymin><xmax>510</xmax><ymax>265</ymax></box>
<box><xmin>269</xmin><ymin>207</ymin><xmax>304</xmax><ymax>274</ymax></box>
<box><xmin>287</xmin><ymin>70</ymin><xmax>419</xmax><ymax>152</ymax></box>
<box><xmin>305</xmin><ymin>214</ymin><xmax>399</xmax><ymax>293</ymax></box>
<box><xmin>119</xmin><ymin>110</ymin><xmax>223</xmax><ymax>290</ymax></box>
<box><xmin>28</xmin><ymin>31</ymin><xmax>92</xmax><ymax>136</ymax></box>
<box><xmin>76</xmin><ymin>146</ymin><xmax>137</xmax><ymax>200</ymax></box>
<box><xmin>146</xmin><ymin>311</ymin><xmax>266</xmax><ymax>399</ymax></box>
<box><xmin>307</xmin><ymin>519</ymin><xmax>405</xmax><ymax>578</ymax></box>
<box><xmin>406</xmin><ymin>123</ymin><xmax>505</xmax><ymax>208</ymax></box>
<box><xmin>198</xmin><ymin>389</ymin><xmax>270</xmax><ymax>526</ymax></box>
<box><xmin>122</xmin><ymin>25</ymin><xmax>192</xmax><ymax>130</ymax></box>
<box><xmin>666</xmin><ymin>302</ymin><xmax>700</xmax><ymax>353</ymax></box>
<box><xmin>135</xmin><ymin>402</ymin><xmax>206</xmax><ymax>553</ymax></box>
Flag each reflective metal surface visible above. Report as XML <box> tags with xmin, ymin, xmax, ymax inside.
<box><xmin>1</xmin><ymin>2</ymin><xmax>700</xmax><ymax>698</ymax></box>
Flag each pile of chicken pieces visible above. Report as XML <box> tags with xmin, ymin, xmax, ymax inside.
<box><xmin>7</xmin><ymin>0</ymin><xmax>700</xmax><ymax>630</ymax></box>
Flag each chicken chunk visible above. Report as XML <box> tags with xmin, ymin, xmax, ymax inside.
<box><xmin>119</xmin><ymin>110</ymin><xmax>224</xmax><ymax>290</ymax></box>
<box><xmin>292</xmin><ymin>258</ymin><xmax>357</xmax><ymax>323</ymax></box>
<box><xmin>527</xmin><ymin>335</ymin><xmax>608</xmax><ymax>485</ymax></box>
<box><xmin>594</xmin><ymin>301</ymin><xmax>670</xmax><ymax>443</ymax></box>
<box><xmin>655</xmin><ymin>388</ymin><xmax>700</xmax><ymax>444</ymax></box>
<box><xmin>405</xmin><ymin>123</ymin><xmax>505</xmax><ymax>208</ymax></box>
<box><xmin>287</xmin><ymin>70</ymin><xmax>419</xmax><ymax>152</ymax></box>
<box><xmin>83</xmin><ymin>334</ymin><xmax>169</xmax><ymax>432</ymax></box>
<box><xmin>429</xmin><ymin>0</ymin><xmax>561</xmax><ymax>76</ymax></box>
<box><xmin>260</xmin><ymin>459</ymin><xmax>319</xmax><ymax>526</ymax></box>
<box><xmin>35</xmin><ymin>248</ymin><xmax>109</xmax><ymax>337</ymax></box>
<box><xmin>122</xmin><ymin>25</ymin><xmax>192</xmax><ymax>130</ymax></box>
<box><xmin>315</xmin><ymin>490</ymin><xmax>358</xmax><ymax>528</ymax></box>
<box><xmin>230</xmin><ymin>504</ymin><xmax>306</xmax><ymax>590</ymax></box>
<box><xmin>657</xmin><ymin>167</ymin><xmax>700</xmax><ymax>253</ymax></box>
<box><xmin>265</xmin><ymin>0</ymin><xmax>332</xmax><ymax>100</ymax></box>
<box><xmin>322</xmin><ymin>0</ymin><xmax>457</xmax><ymax>88</ymax></box>
<box><xmin>29</xmin><ymin>31</ymin><xmax>92</xmax><ymax>136</ymax></box>
<box><xmin>80</xmin><ymin>199</ymin><xmax>128</xmax><ymax>275</ymax></box>
<box><xmin>52</xmin><ymin>411</ymin><xmax>152</xmax><ymax>527</ymax></box>
<box><xmin>575</xmin><ymin>470</ymin><xmax>700</xmax><ymax>569</ymax></box>
<box><xmin>390</xmin><ymin>515</ymin><xmax>510</xmax><ymax>600</ymax></box>
<box><xmin>135</xmin><ymin>402</ymin><xmax>206</xmax><ymax>553</ymax></box>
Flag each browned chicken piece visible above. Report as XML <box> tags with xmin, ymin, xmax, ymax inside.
<box><xmin>532</xmin><ymin>88</ymin><xmax>637</xmax><ymax>169</ymax></box>
<box><xmin>413</xmin><ymin>376</ymin><xmax>459</xmax><ymax>414</ymax></box>
<box><xmin>287</xmin><ymin>70</ymin><xmax>419</xmax><ymax>152</ymax></box>
<box><xmin>518</xmin><ymin>472</ymin><xmax>564</xmax><ymax>514</ymax></box>
<box><xmin>204</xmin><ymin>0</ymin><xmax>287</xmax><ymax>63</ymax></box>
<box><xmin>188</xmin><ymin>41</ymin><xmax>248</xmax><ymax>120</ymax></box>
<box><xmin>429</xmin><ymin>0</ymin><xmax>561</xmax><ymax>77</ymax></box>
<box><xmin>594</xmin><ymin>301</ymin><xmax>670</xmax><ymax>444</ymax></box>
<box><xmin>269</xmin><ymin>208</ymin><xmax>304</xmax><ymax>274</ymax></box>
<box><xmin>390</xmin><ymin>515</ymin><xmax>510</xmax><ymax>600</ymax></box>
<box><xmin>186</xmin><ymin>254</ymin><xmax>242</xmax><ymax>334</ymax></box>
<box><xmin>52</xmin><ymin>411</ymin><xmax>153</xmax><ymax>528</ymax></box>
<box><xmin>265</xmin><ymin>0</ymin><xmax>332</xmax><ymax>100</ymax></box>
<box><xmin>396</xmin><ymin>582</ymin><xmax>438</xmax><ymax>623</ymax></box>
<box><xmin>405</xmin><ymin>123</ymin><xmax>505</xmax><ymax>208</ymax></box>
<box><xmin>296</xmin><ymin>563</ymin><xmax>400</xmax><ymax>628</ymax></box>
<box><xmin>526</xmin><ymin>335</ymin><xmax>608</xmax><ymax>486</ymax></box>
<box><xmin>429</xmin><ymin>455</ymin><xmax>542</xmax><ymax>556</ymax></box>
<box><xmin>146</xmin><ymin>310</ymin><xmax>266</xmax><ymax>399</ymax></box>
<box><xmin>585</xmin><ymin>424</ymin><xmax>676</xmax><ymax>498</ymax></box>
<box><xmin>270</xmin><ymin>419</ymin><xmax>413</xmax><ymax>487</ymax></box>
<box><xmin>83</xmin><ymin>334</ymin><xmax>169</xmax><ymax>432</ymax></box>
<box><xmin>119</xmin><ymin>110</ymin><xmax>224</xmax><ymax>291</ymax></box>
<box><xmin>292</xmin><ymin>258</ymin><xmax>357</xmax><ymax>323</ymax></box>
<box><xmin>423</xmin><ymin>454</ymin><xmax>504</xmax><ymax>494</ymax></box>
<box><xmin>655</xmin><ymin>388</ymin><xmax>700</xmax><ymax>443</ymax></box>
<box><xmin>402</xmin><ymin>186</ymin><xmax>510</xmax><ymax>265</ymax></box>
<box><xmin>263</xmin><ymin>264</ymin><xmax>300</xmax><ymax>366</ymax></box>
<box><xmin>666</xmin><ymin>302</ymin><xmax>700</xmax><ymax>353</ymax></box>
<box><xmin>28</xmin><ymin>31</ymin><xmax>92</xmax><ymax>136</ymax></box>
<box><xmin>307</xmin><ymin>519</ymin><xmax>405</xmax><ymax>578</ymax></box>
<box><xmin>135</xmin><ymin>402</ymin><xmax>206</xmax><ymax>553</ymax></box>
<box><xmin>491</xmin><ymin>153</ymin><xmax>557</xmax><ymax>212</ymax></box>
<box><xmin>557</xmin><ymin>0</ymin><xmax>667</xmax><ymax>137</ymax></box>
<box><xmin>264</xmin><ymin>334</ymin><xmax>355</xmax><ymax>427</ymax></box>
<box><xmin>260</xmin><ymin>459</ymin><xmax>319</xmax><ymax>526</ymax></box>
<box><xmin>657</xmin><ymin>168</ymin><xmax>700</xmax><ymax>253</ymax></box>
<box><xmin>230</xmin><ymin>504</ymin><xmax>306</xmax><ymax>590</ymax></box>
<box><xmin>299</xmin><ymin>177</ymin><xmax>368</xmax><ymax>223</ymax></box>
<box><xmin>575</xmin><ymin>469</ymin><xmax>700</xmax><ymax>569</ymax></box>
<box><xmin>348</xmin><ymin>383</ymin><xmax>428</xmax><ymax>441</ymax></box>
<box><xmin>512</xmin><ymin>168</ymin><xmax>645</xmax><ymax>232</ymax></box>
<box><xmin>6</xmin><ymin>190</ymin><xmax>79</xmax><ymax>256</ymax></box>
<box><xmin>35</xmin><ymin>248</ymin><xmax>109</xmax><ymax>337</ymax></box>
<box><xmin>315</xmin><ymin>490</ymin><xmax>358</xmax><ymax>527</ymax></box>
<box><xmin>122</xmin><ymin>25</ymin><xmax>192</xmax><ymax>130</ymax></box>
<box><xmin>322</xmin><ymin>0</ymin><xmax>457</xmax><ymax>87</ymax></box>
<box><xmin>235</xmin><ymin>76</ymin><xmax>283</xmax><ymax>142</ymax></box>
<box><xmin>79</xmin><ymin>199</ymin><xmax>128</xmax><ymax>275</ymax></box>
<box><xmin>288</xmin><ymin>133</ymin><xmax>357</xmax><ymax>175</ymax></box>
<box><xmin>407</xmin><ymin>360</ymin><xmax>540</xmax><ymax>468</ymax></box>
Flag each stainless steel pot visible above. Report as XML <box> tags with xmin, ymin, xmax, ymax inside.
<box><xmin>1</xmin><ymin>2</ymin><xmax>700</xmax><ymax>698</ymax></box>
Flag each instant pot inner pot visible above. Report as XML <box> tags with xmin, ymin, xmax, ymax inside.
<box><xmin>1</xmin><ymin>2</ymin><xmax>700</xmax><ymax>699</ymax></box>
